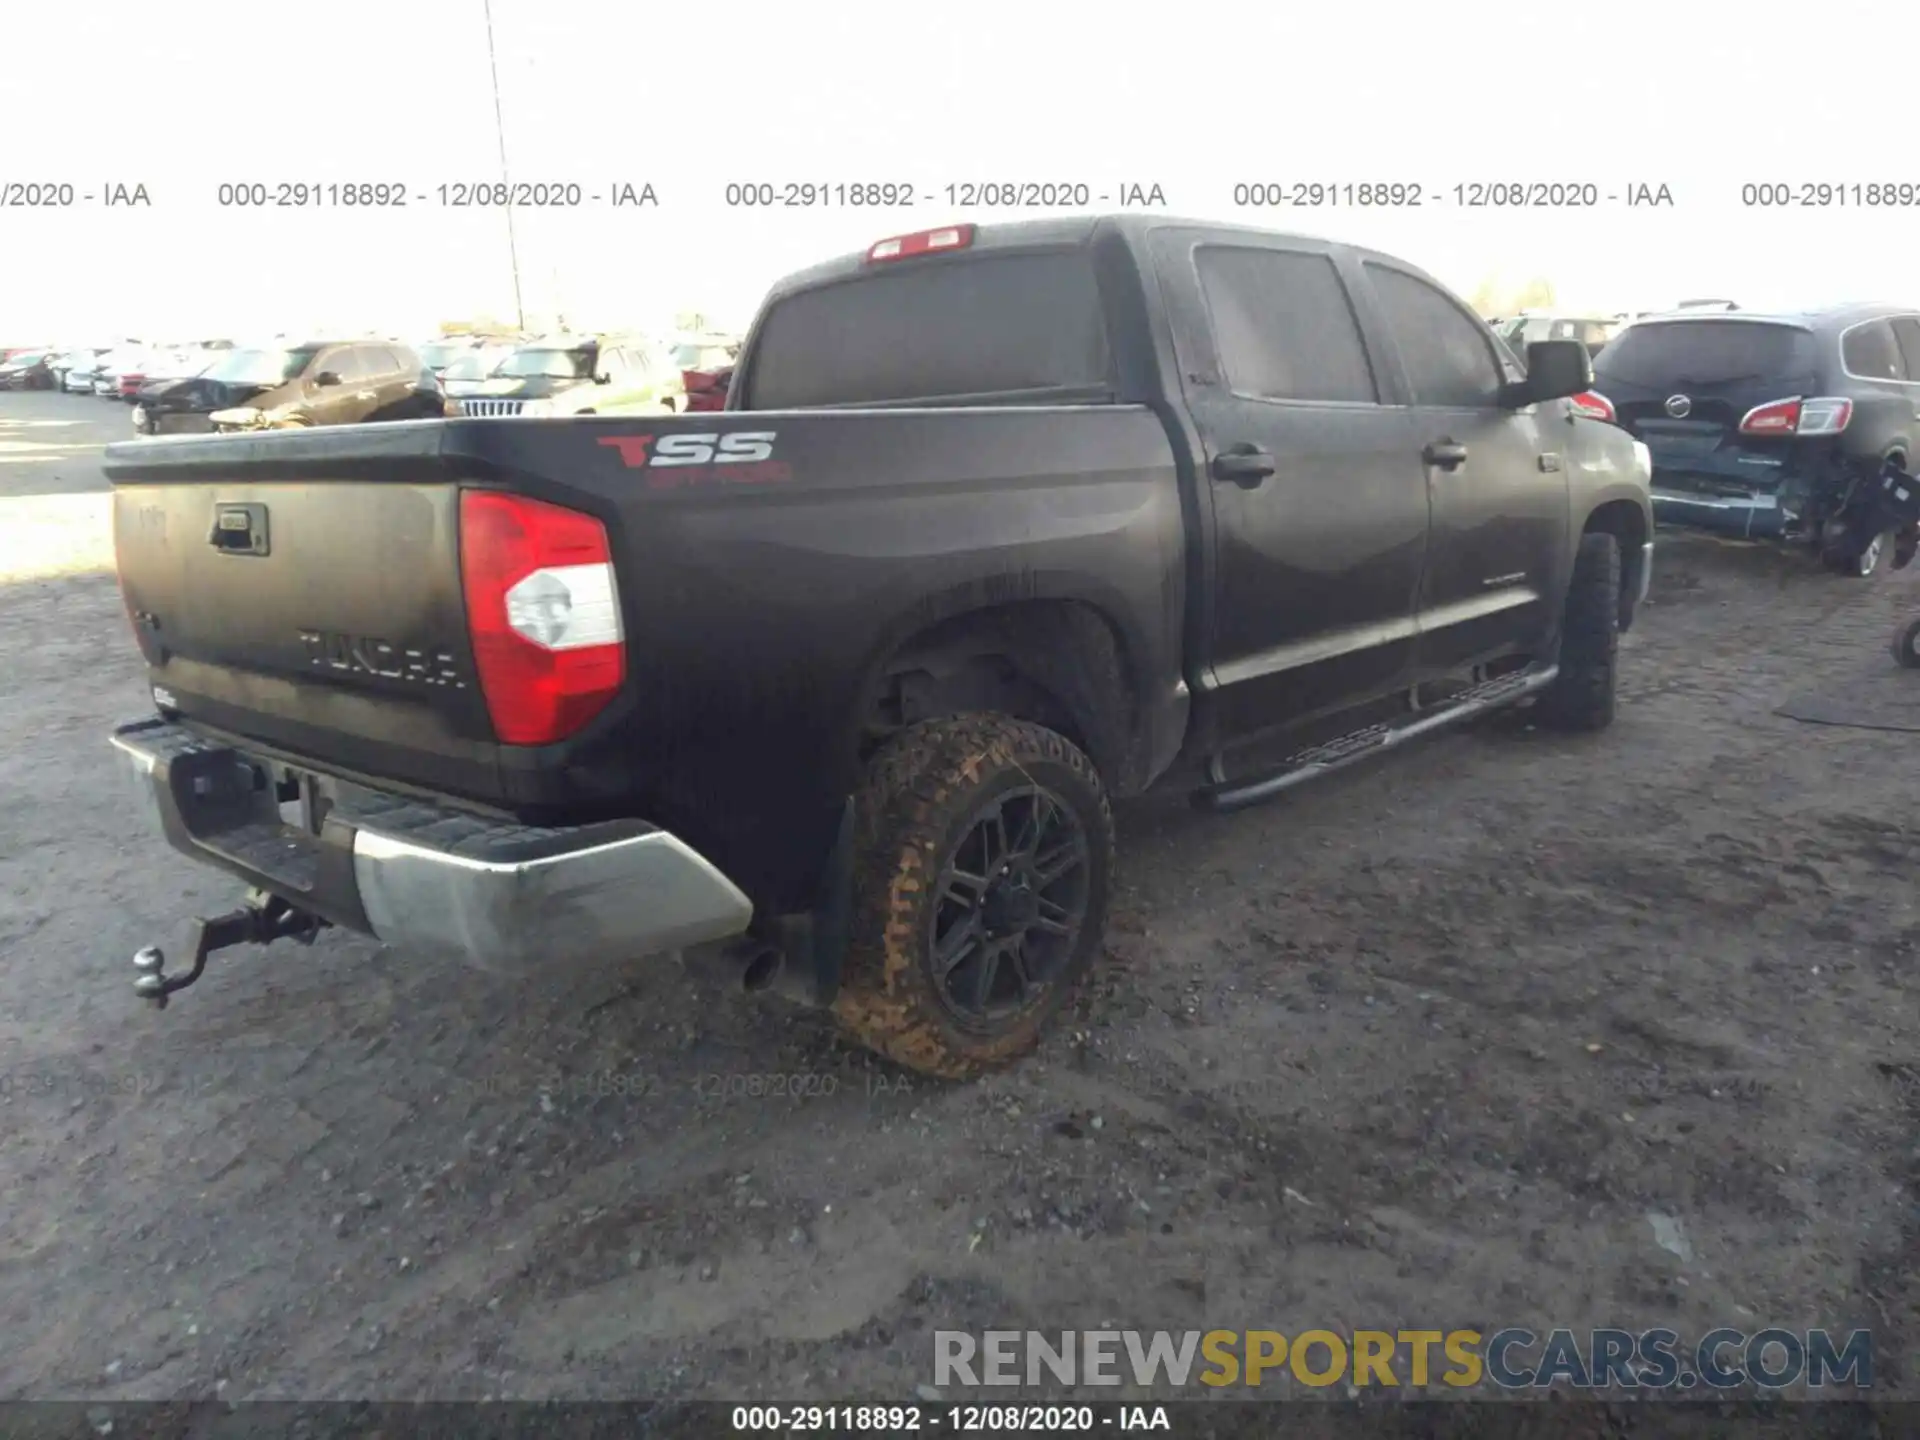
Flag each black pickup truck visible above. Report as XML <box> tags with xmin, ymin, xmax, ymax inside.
<box><xmin>104</xmin><ymin>215</ymin><xmax>1654</xmax><ymax>1078</ymax></box>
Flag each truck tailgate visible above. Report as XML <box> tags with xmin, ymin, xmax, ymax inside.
<box><xmin>106</xmin><ymin>424</ymin><xmax>500</xmax><ymax>797</ymax></box>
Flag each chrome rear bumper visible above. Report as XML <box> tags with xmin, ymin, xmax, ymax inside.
<box><xmin>111</xmin><ymin>717</ymin><xmax>754</xmax><ymax>976</ymax></box>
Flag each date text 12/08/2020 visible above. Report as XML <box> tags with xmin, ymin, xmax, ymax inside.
<box><xmin>1228</xmin><ymin>180</ymin><xmax>1674</xmax><ymax>208</ymax></box>
<box><xmin>730</xmin><ymin>1406</ymin><xmax>1169</xmax><ymax>1432</ymax></box>
<box><xmin>209</xmin><ymin>181</ymin><xmax>659</xmax><ymax>208</ymax></box>
<box><xmin>721</xmin><ymin>182</ymin><xmax>1168</xmax><ymax>208</ymax></box>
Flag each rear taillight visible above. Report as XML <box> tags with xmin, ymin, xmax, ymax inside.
<box><xmin>1569</xmin><ymin>391</ymin><xmax>1615</xmax><ymax>423</ymax></box>
<box><xmin>458</xmin><ymin>491</ymin><xmax>625</xmax><ymax>746</ymax></box>
<box><xmin>1740</xmin><ymin>395</ymin><xmax>1852</xmax><ymax>437</ymax></box>
<box><xmin>867</xmin><ymin>224</ymin><xmax>975</xmax><ymax>263</ymax></box>
<box><xmin>1739</xmin><ymin>398</ymin><xmax>1799</xmax><ymax>434</ymax></box>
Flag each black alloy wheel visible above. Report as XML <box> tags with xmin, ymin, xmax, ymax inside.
<box><xmin>930</xmin><ymin>784</ymin><xmax>1091</xmax><ymax>1027</ymax></box>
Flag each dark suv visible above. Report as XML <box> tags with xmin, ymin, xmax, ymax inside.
<box><xmin>1585</xmin><ymin>305</ymin><xmax>1920</xmax><ymax>575</ymax></box>
<box><xmin>131</xmin><ymin>341</ymin><xmax>447</xmax><ymax>436</ymax></box>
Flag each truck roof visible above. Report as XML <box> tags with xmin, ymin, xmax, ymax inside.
<box><xmin>761</xmin><ymin>213</ymin><xmax>1423</xmax><ymax>305</ymax></box>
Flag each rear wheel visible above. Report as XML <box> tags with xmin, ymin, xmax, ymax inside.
<box><xmin>1535</xmin><ymin>530</ymin><xmax>1620</xmax><ymax>732</ymax></box>
<box><xmin>833</xmin><ymin>714</ymin><xmax>1114</xmax><ymax>1079</ymax></box>
<box><xmin>1824</xmin><ymin>528</ymin><xmax>1891</xmax><ymax>578</ymax></box>
<box><xmin>1893</xmin><ymin>618</ymin><xmax>1920</xmax><ymax>669</ymax></box>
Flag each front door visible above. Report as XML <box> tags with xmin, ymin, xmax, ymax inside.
<box><xmin>1153</xmin><ymin>230</ymin><xmax>1432</xmax><ymax>745</ymax></box>
<box><xmin>1359</xmin><ymin>260</ymin><xmax>1567</xmax><ymax>676</ymax></box>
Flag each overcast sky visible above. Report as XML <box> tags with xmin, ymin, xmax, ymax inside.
<box><xmin>4</xmin><ymin>0</ymin><xmax>1914</xmax><ymax>342</ymax></box>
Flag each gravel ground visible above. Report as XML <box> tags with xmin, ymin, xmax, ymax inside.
<box><xmin>0</xmin><ymin>388</ymin><xmax>1915</xmax><ymax>1409</ymax></box>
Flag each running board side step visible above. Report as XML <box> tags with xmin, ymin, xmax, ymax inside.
<box><xmin>1192</xmin><ymin>664</ymin><xmax>1559</xmax><ymax>814</ymax></box>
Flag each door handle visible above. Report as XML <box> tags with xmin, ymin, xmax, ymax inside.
<box><xmin>1422</xmin><ymin>440</ymin><xmax>1469</xmax><ymax>470</ymax></box>
<box><xmin>1211</xmin><ymin>444</ymin><xmax>1276</xmax><ymax>488</ymax></box>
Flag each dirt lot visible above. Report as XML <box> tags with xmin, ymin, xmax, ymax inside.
<box><xmin>0</xmin><ymin>388</ymin><xmax>1915</xmax><ymax>1409</ymax></box>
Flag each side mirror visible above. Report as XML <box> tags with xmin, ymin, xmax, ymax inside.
<box><xmin>594</xmin><ymin>372</ymin><xmax>612</xmax><ymax>385</ymax></box>
<box><xmin>313</xmin><ymin>370</ymin><xmax>341</xmax><ymax>387</ymax></box>
<box><xmin>1503</xmin><ymin>339</ymin><xmax>1592</xmax><ymax>407</ymax></box>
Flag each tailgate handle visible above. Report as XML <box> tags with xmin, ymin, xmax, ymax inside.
<box><xmin>209</xmin><ymin>502</ymin><xmax>270</xmax><ymax>556</ymax></box>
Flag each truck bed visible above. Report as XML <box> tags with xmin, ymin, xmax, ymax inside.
<box><xmin>104</xmin><ymin>410</ymin><xmax>1190</xmax><ymax>910</ymax></box>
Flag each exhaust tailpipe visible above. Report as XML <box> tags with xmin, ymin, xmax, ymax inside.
<box><xmin>715</xmin><ymin>940</ymin><xmax>784</xmax><ymax>994</ymax></box>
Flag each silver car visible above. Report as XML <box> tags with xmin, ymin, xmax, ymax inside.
<box><xmin>64</xmin><ymin>352</ymin><xmax>108</xmax><ymax>392</ymax></box>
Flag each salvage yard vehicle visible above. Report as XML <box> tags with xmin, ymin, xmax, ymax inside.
<box><xmin>439</xmin><ymin>343</ymin><xmax>523</xmax><ymax>401</ymax></box>
<box><xmin>0</xmin><ymin>350</ymin><xmax>55</xmax><ymax>389</ymax></box>
<box><xmin>673</xmin><ymin>337</ymin><xmax>739</xmax><ymax>412</ymax></box>
<box><xmin>199</xmin><ymin>341</ymin><xmax>446</xmax><ymax>432</ymax></box>
<box><xmin>103</xmin><ymin>215</ymin><xmax>1653</xmax><ymax>1078</ymax></box>
<box><xmin>50</xmin><ymin>347</ymin><xmax>104</xmax><ymax>390</ymax></box>
<box><xmin>418</xmin><ymin>333</ymin><xmax>520</xmax><ymax>377</ymax></box>
<box><xmin>94</xmin><ymin>346</ymin><xmax>151</xmax><ymax>397</ymax></box>
<box><xmin>64</xmin><ymin>349</ymin><xmax>113</xmax><ymax>392</ymax></box>
<box><xmin>454</xmin><ymin>335</ymin><xmax>683</xmax><ymax>417</ymax></box>
<box><xmin>1582</xmin><ymin>305</ymin><xmax>1920</xmax><ymax>576</ymax></box>
<box><xmin>1499</xmin><ymin>312</ymin><xmax>1623</xmax><ymax>358</ymax></box>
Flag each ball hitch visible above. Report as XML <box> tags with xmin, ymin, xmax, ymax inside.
<box><xmin>131</xmin><ymin>889</ymin><xmax>328</xmax><ymax>1010</ymax></box>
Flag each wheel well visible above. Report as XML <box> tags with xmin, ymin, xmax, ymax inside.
<box><xmin>865</xmin><ymin>600</ymin><xmax>1142</xmax><ymax>788</ymax></box>
<box><xmin>1583</xmin><ymin>499</ymin><xmax>1648</xmax><ymax>627</ymax></box>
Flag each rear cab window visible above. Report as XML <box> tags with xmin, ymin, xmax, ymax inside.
<box><xmin>739</xmin><ymin>248</ymin><xmax>1112</xmax><ymax>409</ymax></box>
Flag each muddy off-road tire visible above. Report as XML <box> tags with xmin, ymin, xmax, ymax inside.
<box><xmin>832</xmin><ymin>715</ymin><xmax>1115</xmax><ymax>1080</ymax></box>
<box><xmin>1535</xmin><ymin>530</ymin><xmax>1620</xmax><ymax>733</ymax></box>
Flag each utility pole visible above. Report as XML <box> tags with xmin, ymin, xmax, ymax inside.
<box><xmin>482</xmin><ymin>0</ymin><xmax>525</xmax><ymax>332</ymax></box>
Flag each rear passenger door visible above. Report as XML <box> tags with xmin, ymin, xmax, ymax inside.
<box><xmin>372</xmin><ymin>347</ymin><xmax>414</xmax><ymax>413</ymax></box>
<box><xmin>1151</xmin><ymin>228</ymin><xmax>1431</xmax><ymax>743</ymax></box>
<box><xmin>1844</xmin><ymin>318</ymin><xmax>1917</xmax><ymax>428</ymax></box>
<box><xmin>1360</xmin><ymin>260</ymin><xmax>1567</xmax><ymax>675</ymax></box>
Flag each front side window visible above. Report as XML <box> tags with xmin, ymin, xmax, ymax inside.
<box><xmin>1366</xmin><ymin>264</ymin><xmax>1504</xmax><ymax>408</ymax></box>
<box><xmin>207</xmin><ymin>347</ymin><xmax>321</xmax><ymax>385</ymax></box>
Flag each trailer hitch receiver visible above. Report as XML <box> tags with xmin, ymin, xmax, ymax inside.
<box><xmin>132</xmin><ymin>889</ymin><xmax>328</xmax><ymax>1009</ymax></box>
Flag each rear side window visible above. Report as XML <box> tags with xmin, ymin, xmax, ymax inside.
<box><xmin>1891</xmin><ymin>317</ymin><xmax>1920</xmax><ymax>379</ymax></box>
<box><xmin>1593</xmin><ymin>320</ymin><xmax>1818</xmax><ymax>387</ymax></box>
<box><xmin>1194</xmin><ymin>246</ymin><xmax>1377</xmax><ymax>404</ymax></box>
<box><xmin>743</xmin><ymin>250</ymin><xmax>1110</xmax><ymax>408</ymax></box>
<box><xmin>1843</xmin><ymin>320</ymin><xmax>1905</xmax><ymax>380</ymax></box>
<box><xmin>1366</xmin><ymin>264</ymin><xmax>1503</xmax><ymax>408</ymax></box>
